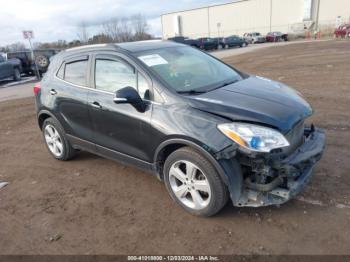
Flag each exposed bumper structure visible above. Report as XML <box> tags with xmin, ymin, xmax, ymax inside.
<box><xmin>235</xmin><ymin>127</ymin><xmax>326</xmax><ymax>207</ymax></box>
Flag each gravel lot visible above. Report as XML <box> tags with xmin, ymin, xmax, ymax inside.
<box><xmin>0</xmin><ymin>40</ymin><xmax>349</xmax><ymax>255</ymax></box>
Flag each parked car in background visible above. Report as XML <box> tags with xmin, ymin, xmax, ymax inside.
<box><xmin>35</xmin><ymin>41</ymin><xmax>325</xmax><ymax>216</ymax></box>
<box><xmin>266</xmin><ymin>32</ymin><xmax>288</xmax><ymax>42</ymax></box>
<box><xmin>197</xmin><ymin>38</ymin><xmax>218</xmax><ymax>50</ymax></box>
<box><xmin>334</xmin><ymin>24</ymin><xmax>350</xmax><ymax>38</ymax></box>
<box><xmin>168</xmin><ymin>36</ymin><xmax>201</xmax><ymax>48</ymax></box>
<box><xmin>216</xmin><ymin>35</ymin><xmax>249</xmax><ymax>49</ymax></box>
<box><xmin>0</xmin><ymin>54</ymin><xmax>22</xmax><ymax>81</ymax></box>
<box><xmin>7</xmin><ymin>49</ymin><xmax>61</xmax><ymax>76</ymax></box>
<box><xmin>243</xmin><ymin>32</ymin><xmax>266</xmax><ymax>44</ymax></box>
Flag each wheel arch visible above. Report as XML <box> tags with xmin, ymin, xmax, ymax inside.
<box><xmin>154</xmin><ymin>138</ymin><xmax>243</xmax><ymax>205</ymax></box>
<box><xmin>154</xmin><ymin>138</ymin><xmax>229</xmax><ymax>184</ymax></box>
<box><xmin>37</xmin><ymin>110</ymin><xmax>58</xmax><ymax>130</ymax></box>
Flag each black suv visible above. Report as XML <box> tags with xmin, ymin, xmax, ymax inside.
<box><xmin>7</xmin><ymin>49</ymin><xmax>61</xmax><ymax>76</ymax></box>
<box><xmin>34</xmin><ymin>41</ymin><xmax>325</xmax><ymax>216</ymax></box>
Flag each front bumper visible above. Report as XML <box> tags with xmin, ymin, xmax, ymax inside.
<box><xmin>236</xmin><ymin>127</ymin><xmax>326</xmax><ymax>207</ymax></box>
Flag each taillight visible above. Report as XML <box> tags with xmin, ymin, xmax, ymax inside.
<box><xmin>33</xmin><ymin>83</ymin><xmax>41</xmax><ymax>95</ymax></box>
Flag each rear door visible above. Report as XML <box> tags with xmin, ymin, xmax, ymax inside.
<box><xmin>87</xmin><ymin>52</ymin><xmax>154</xmax><ymax>163</ymax></box>
<box><xmin>52</xmin><ymin>55</ymin><xmax>94</xmax><ymax>148</ymax></box>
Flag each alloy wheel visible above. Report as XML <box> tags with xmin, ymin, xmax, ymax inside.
<box><xmin>44</xmin><ymin>124</ymin><xmax>64</xmax><ymax>157</ymax></box>
<box><xmin>169</xmin><ymin>160</ymin><xmax>211</xmax><ymax>210</ymax></box>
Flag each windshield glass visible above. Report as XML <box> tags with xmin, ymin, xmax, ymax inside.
<box><xmin>136</xmin><ymin>46</ymin><xmax>242</xmax><ymax>93</ymax></box>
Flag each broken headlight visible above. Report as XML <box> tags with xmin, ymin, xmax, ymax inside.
<box><xmin>218</xmin><ymin>123</ymin><xmax>290</xmax><ymax>153</ymax></box>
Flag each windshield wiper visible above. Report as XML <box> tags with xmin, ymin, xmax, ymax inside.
<box><xmin>214</xmin><ymin>79</ymin><xmax>239</xmax><ymax>90</ymax></box>
<box><xmin>177</xmin><ymin>90</ymin><xmax>207</xmax><ymax>95</ymax></box>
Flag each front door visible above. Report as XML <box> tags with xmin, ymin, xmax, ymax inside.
<box><xmin>87</xmin><ymin>53</ymin><xmax>153</xmax><ymax>163</ymax></box>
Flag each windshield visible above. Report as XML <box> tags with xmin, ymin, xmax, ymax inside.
<box><xmin>136</xmin><ymin>46</ymin><xmax>242</xmax><ymax>93</ymax></box>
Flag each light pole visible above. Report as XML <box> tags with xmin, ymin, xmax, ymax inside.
<box><xmin>269</xmin><ymin>0</ymin><xmax>273</xmax><ymax>32</ymax></box>
<box><xmin>217</xmin><ymin>22</ymin><xmax>221</xmax><ymax>38</ymax></box>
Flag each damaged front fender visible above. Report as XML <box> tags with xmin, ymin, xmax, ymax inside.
<box><xmin>218</xmin><ymin>127</ymin><xmax>326</xmax><ymax>207</ymax></box>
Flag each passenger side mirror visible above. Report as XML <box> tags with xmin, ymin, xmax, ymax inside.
<box><xmin>113</xmin><ymin>86</ymin><xmax>146</xmax><ymax>112</ymax></box>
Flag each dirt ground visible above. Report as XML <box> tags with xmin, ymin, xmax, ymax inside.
<box><xmin>0</xmin><ymin>40</ymin><xmax>349</xmax><ymax>255</ymax></box>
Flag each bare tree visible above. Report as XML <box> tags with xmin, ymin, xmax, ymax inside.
<box><xmin>131</xmin><ymin>14</ymin><xmax>151</xmax><ymax>41</ymax></box>
<box><xmin>6</xmin><ymin>42</ymin><xmax>27</xmax><ymax>52</ymax></box>
<box><xmin>102</xmin><ymin>17</ymin><xmax>134</xmax><ymax>42</ymax></box>
<box><xmin>77</xmin><ymin>22</ymin><xmax>89</xmax><ymax>44</ymax></box>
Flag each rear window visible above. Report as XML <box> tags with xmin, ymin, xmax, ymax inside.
<box><xmin>58</xmin><ymin>59</ymin><xmax>88</xmax><ymax>86</ymax></box>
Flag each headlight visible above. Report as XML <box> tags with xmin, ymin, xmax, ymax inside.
<box><xmin>217</xmin><ymin>123</ymin><xmax>289</xmax><ymax>153</ymax></box>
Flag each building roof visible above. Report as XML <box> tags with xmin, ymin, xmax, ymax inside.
<box><xmin>161</xmin><ymin>0</ymin><xmax>247</xmax><ymax>16</ymax></box>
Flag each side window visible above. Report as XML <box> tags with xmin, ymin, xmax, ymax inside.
<box><xmin>137</xmin><ymin>73</ymin><xmax>150</xmax><ymax>100</ymax></box>
<box><xmin>56</xmin><ymin>63</ymin><xmax>64</xmax><ymax>79</ymax></box>
<box><xmin>64</xmin><ymin>60</ymin><xmax>88</xmax><ymax>86</ymax></box>
<box><xmin>95</xmin><ymin>59</ymin><xmax>136</xmax><ymax>93</ymax></box>
<box><xmin>0</xmin><ymin>56</ymin><xmax>4</xmax><ymax>62</ymax></box>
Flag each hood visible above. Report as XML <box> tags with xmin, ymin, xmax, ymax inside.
<box><xmin>187</xmin><ymin>76</ymin><xmax>312</xmax><ymax>132</ymax></box>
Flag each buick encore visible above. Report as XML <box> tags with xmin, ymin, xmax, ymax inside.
<box><xmin>34</xmin><ymin>41</ymin><xmax>325</xmax><ymax>216</ymax></box>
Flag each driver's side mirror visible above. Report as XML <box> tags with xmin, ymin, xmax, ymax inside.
<box><xmin>113</xmin><ymin>86</ymin><xmax>146</xmax><ymax>112</ymax></box>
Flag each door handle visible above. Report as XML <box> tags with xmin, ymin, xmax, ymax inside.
<box><xmin>50</xmin><ymin>89</ymin><xmax>57</xmax><ymax>95</ymax></box>
<box><xmin>91</xmin><ymin>101</ymin><xmax>102</xmax><ymax>109</ymax></box>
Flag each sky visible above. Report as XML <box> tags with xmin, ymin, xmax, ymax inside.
<box><xmin>0</xmin><ymin>0</ymin><xmax>229</xmax><ymax>47</ymax></box>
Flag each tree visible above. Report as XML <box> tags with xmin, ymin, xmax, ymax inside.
<box><xmin>102</xmin><ymin>17</ymin><xmax>133</xmax><ymax>42</ymax></box>
<box><xmin>131</xmin><ymin>14</ymin><xmax>151</xmax><ymax>41</ymax></box>
<box><xmin>77</xmin><ymin>22</ymin><xmax>89</xmax><ymax>44</ymax></box>
<box><xmin>6</xmin><ymin>42</ymin><xmax>27</xmax><ymax>52</ymax></box>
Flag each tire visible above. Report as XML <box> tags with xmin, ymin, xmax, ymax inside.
<box><xmin>35</xmin><ymin>55</ymin><xmax>49</xmax><ymax>69</ymax></box>
<box><xmin>163</xmin><ymin>147</ymin><xmax>229</xmax><ymax>216</ymax></box>
<box><xmin>13</xmin><ymin>68</ymin><xmax>21</xmax><ymax>81</ymax></box>
<box><xmin>42</xmin><ymin>117</ymin><xmax>76</xmax><ymax>161</ymax></box>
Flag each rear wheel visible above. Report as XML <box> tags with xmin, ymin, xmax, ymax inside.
<box><xmin>42</xmin><ymin>117</ymin><xmax>76</xmax><ymax>161</ymax></box>
<box><xmin>164</xmin><ymin>147</ymin><xmax>228</xmax><ymax>216</ymax></box>
<box><xmin>13</xmin><ymin>68</ymin><xmax>21</xmax><ymax>81</ymax></box>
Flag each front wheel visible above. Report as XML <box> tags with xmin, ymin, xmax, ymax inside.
<box><xmin>164</xmin><ymin>147</ymin><xmax>229</xmax><ymax>216</ymax></box>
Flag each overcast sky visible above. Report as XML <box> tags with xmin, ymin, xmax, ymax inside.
<box><xmin>0</xmin><ymin>0</ymin><xmax>229</xmax><ymax>46</ymax></box>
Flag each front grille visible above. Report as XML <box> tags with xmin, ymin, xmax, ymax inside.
<box><xmin>284</xmin><ymin>120</ymin><xmax>305</xmax><ymax>154</ymax></box>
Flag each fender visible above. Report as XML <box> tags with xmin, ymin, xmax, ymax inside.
<box><xmin>153</xmin><ymin>138</ymin><xmax>243</xmax><ymax>204</ymax></box>
<box><xmin>37</xmin><ymin>109</ymin><xmax>60</xmax><ymax>129</ymax></box>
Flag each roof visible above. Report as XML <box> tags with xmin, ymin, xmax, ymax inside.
<box><xmin>64</xmin><ymin>40</ymin><xmax>184</xmax><ymax>55</ymax></box>
<box><xmin>116</xmin><ymin>40</ymin><xmax>183</xmax><ymax>52</ymax></box>
<box><xmin>161</xmin><ymin>0</ymin><xmax>247</xmax><ymax>16</ymax></box>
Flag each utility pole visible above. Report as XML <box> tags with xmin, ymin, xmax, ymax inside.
<box><xmin>269</xmin><ymin>0</ymin><xmax>273</xmax><ymax>32</ymax></box>
<box><xmin>315</xmin><ymin>0</ymin><xmax>321</xmax><ymax>33</ymax></box>
<box><xmin>217</xmin><ymin>22</ymin><xmax>221</xmax><ymax>38</ymax></box>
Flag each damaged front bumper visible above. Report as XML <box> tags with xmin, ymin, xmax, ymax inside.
<box><xmin>235</xmin><ymin>127</ymin><xmax>326</xmax><ymax>207</ymax></box>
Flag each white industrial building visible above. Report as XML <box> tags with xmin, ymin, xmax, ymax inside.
<box><xmin>161</xmin><ymin>0</ymin><xmax>350</xmax><ymax>39</ymax></box>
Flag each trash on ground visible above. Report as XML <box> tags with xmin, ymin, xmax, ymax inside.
<box><xmin>0</xmin><ymin>182</ymin><xmax>9</xmax><ymax>189</ymax></box>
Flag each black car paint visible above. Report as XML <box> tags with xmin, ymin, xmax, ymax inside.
<box><xmin>7</xmin><ymin>49</ymin><xmax>61</xmax><ymax>75</ymax></box>
<box><xmin>0</xmin><ymin>56</ymin><xmax>22</xmax><ymax>80</ymax></box>
<box><xmin>35</xmin><ymin>41</ymin><xmax>325</xmax><ymax>207</ymax></box>
<box><xmin>216</xmin><ymin>36</ymin><xmax>248</xmax><ymax>48</ymax></box>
